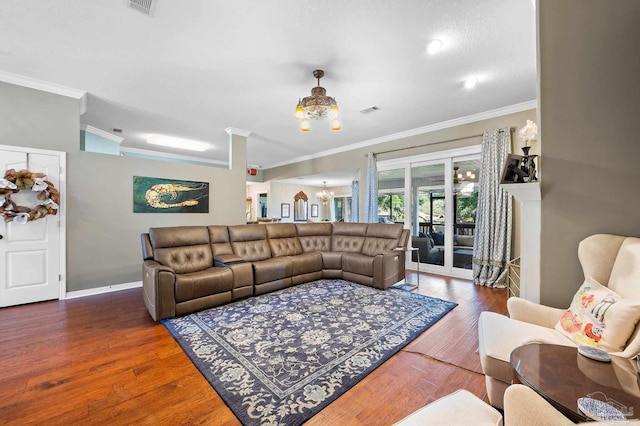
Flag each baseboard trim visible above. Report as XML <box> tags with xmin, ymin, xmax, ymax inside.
<box><xmin>65</xmin><ymin>281</ymin><xmax>142</xmax><ymax>300</ymax></box>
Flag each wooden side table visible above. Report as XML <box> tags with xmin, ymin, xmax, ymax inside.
<box><xmin>510</xmin><ymin>344</ymin><xmax>640</xmax><ymax>422</ymax></box>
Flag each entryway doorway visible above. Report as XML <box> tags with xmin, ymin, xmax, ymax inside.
<box><xmin>0</xmin><ymin>145</ymin><xmax>65</xmax><ymax>307</ymax></box>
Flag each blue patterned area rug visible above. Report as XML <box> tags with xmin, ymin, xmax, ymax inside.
<box><xmin>163</xmin><ymin>279</ymin><xmax>457</xmax><ymax>426</ymax></box>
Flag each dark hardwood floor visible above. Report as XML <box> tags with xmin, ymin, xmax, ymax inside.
<box><xmin>0</xmin><ymin>272</ymin><xmax>507</xmax><ymax>425</ymax></box>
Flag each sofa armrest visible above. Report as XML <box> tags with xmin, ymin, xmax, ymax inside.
<box><xmin>142</xmin><ymin>259</ymin><xmax>177</xmax><ymax>321</ymax></box>
<box><xmin>507</xmin><ymin>297</ymin><xmax>565</xmax><ymax>328</ymax></box>
<box><xmin>504</xmin><ymin>384</ymin><xmax>574</xmax><ymax>426</ymax></box>
<box><xmin>373</xmin><ymin>250</ymin><xmax>405</xmax><ymax>290</ymax></box>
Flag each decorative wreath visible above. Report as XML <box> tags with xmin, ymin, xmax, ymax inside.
<box><xmin>0</xmin><ymin>169</ymin><xmax>60</xmax><ymax>224</ymax></box>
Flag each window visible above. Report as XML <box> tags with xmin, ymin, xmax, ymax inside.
<box><xmin>377</xmin><ymin>168</ymin><xmax>405</xmax><ymax>224</ymax></box>
<box><xmin>333</xmin><ymin>196</ymin><xmax>352</xmax><ymax>222</ymax></box>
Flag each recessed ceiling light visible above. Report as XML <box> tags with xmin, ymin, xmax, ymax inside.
<box><xmin>464</xmin><ymin>77</ymin><xmax>479</xmax><ymax>89</ymax></box>
<box><xmin>426</xmin><ymin>39</ymin><xmax>443</xmax><ymax>55</ymax></box>
<box><xmin>147</xmin><ymin>134</ymin><xmax>211</xmax><ymax>152</ymax></box>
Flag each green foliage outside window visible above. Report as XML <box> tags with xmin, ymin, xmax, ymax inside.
<box><xmin>456</xmin><ymin>192</ymin><xmax>478</xmax><ymax>223</ymax></box>
<box><xmin>377</xmin><ymin>193</ymin><xmax>404</xmax><ymax>222</ymax></box>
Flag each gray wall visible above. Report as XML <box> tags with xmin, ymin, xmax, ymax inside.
<box><xmin>0</xmin><ymin>82</ymin><xmax>246</xmax><ymax>292</ymax></box>
<box><xmin>538</xmin><ymin>0</ymin><xmax>640</xmax><ymax>307</ymax></box>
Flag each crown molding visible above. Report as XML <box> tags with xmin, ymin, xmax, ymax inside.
<box><xmin>81</xmin><ymin>124</ymin><xmax>124</xmax><ymax>144</ymax></box>
<box><xmin>0</xmin><ymin>71</ymin><xmax>88</xmax><ymax>114</ymax></box>
<box><xmin>120</xmin><ymin>146</ymin><xmax>228</xmax><ymax>166</ymax></box>
<box><xmin>266</xmin><ymin>100</ymin><xmax>537</xmax><ymax>169</ymax></box>
<box><xmin>225</xmin><ymin>127</ymin><xmax>252</xmax><ymax>137</ymax></box>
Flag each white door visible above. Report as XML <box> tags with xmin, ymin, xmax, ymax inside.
<box><xmin>0</xmin><ymin>149</ymin><xmax>62</xmax><ymax>307</ymax></box>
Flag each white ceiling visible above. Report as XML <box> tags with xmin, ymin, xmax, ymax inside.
<box><xmin>0</xmin><ymin>0</ymin><xmax>536</xmax><ymax>187</ymax></box>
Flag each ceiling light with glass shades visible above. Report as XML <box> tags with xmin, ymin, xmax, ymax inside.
<box><xmin>316</xmin><ymin>181</ymin><xmax>334</xmax><ymax>205</ymax></box>
<box><xmin>454</xmin><ymin>166</ymin><xmax>476</xmax><ymax>194</ymax></box>
<box><xmin>294</xmin><ymin>70</ymin><xmax>341</xmax><ymax>132</ymax></box>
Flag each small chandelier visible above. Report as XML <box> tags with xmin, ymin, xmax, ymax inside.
<box><xmin>316</xmin><ymin>181</ymin><xmax>334</xmax><ymax>205</ymax></box>
<box><xmin>295</xmin><ymin>69</ymin><xmax>340</xmax><ymax>132</ymax></box>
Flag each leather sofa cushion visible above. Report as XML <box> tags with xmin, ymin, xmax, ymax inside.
<box><xmin>270</xmin><ymin>237</ymin><xmax>303</xmax><ymax>257</ymax></box>
<box><xmin>150</xmin><ymin>226</ymin><xmax>209</xmax><ymax>248</ymax></box>
<box><xmin>208</xmin><ymin>225</ymin><xmax>235</xmax><ymax>256</ymax></box>
<box><xmin>362</xmin><ymin>238</ymin><xmax>401</xmax><ymax>257</ymax></box>
<box><xmin>291</xmin><ymin>252</ymin><xmax>323</xmax><ymax>276</ymax></box>
<box><xmin>253</xmin><ymin>257</ymin><xmax>293</xmax><ymax>285</ymax></box>
<box><xmin>366</xmin><ymin>223</ymin><xmax>403</xmax><ymax>240</ymax></box>
<box><xmin>174</xmin><ymin>267</ymin><xmax>234</xmax><ymax>303</ymax></box>
<box><xmin>229</xmin><ymin>224</ymin><xmax>271</xmax><ymax>261</ymax></box>
<box><xmin>333</xmin><ymin>235</ymin><xmax>365</xmax><ymax>252</ymax></box>
<box><xmin>332</xmin><ymin>223</ymin><xmax>367</xmax><ymax>252</ymax></box>
<box><xmin>214</xmin><ymin>253</ymin><xmax>245</xmax><ymax>265</ymax></box>
<box><xmin>141</xmin><ymin>233</ymin><xmax>153</xmax><ymax>260</ymax></box>
<box><xmin>362</xmin><ymin>224</ymin><xmax>403</xmax><ymax>256</ymax></box>
<box><xmin>297</xmin><ymin>223</ymin><xmax>332</xmax><ymax>252</ymax></box>
<box><xmin>299</xmin><ymin>235</ymin><xmax>331</xmax><ymax>252</ymax></box>
<box><xmin>342</xmin><ymin>252</ymin><xmax>374</xmax><ymax>277</ymax></box>
<box><xmin>322</xmin><ymin>252</ymin><xmax>343</xmax><ymax>270</ymax></box>
<box><xmin>154</xmin><ymin>244</ymin><xmax>213</xmax><ymax>274</ymax></box>
<box><xmin>267</xmin><ymin>223</ymin><xmax>303</xmax><ymax>257</ymax></box>
<box><xmin>148</xmin><ymin>227</ymin><xmax>213</xmax><ymax>274</ymax></box>
<box><xmin>266</xmin><ymin>223</ymin><xmax>297</xmax><ymax>238</ymax></box>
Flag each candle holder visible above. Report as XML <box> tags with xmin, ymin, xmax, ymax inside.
<box><xmin>520</xmin><ymin>146</ymin><xmax>538</xmax><ymax>182</ymax></box>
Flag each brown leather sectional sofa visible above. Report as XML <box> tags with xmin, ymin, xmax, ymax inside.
<box><xmin>141</xmin><ymin>222</ymin><xmax>410</xmax><ymax>321</ymax></box>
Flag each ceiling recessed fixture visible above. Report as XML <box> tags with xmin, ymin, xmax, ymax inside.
<box><xmin>294</xmin><ymin>69</ymin><xmax>341</xmax><ymax>132</ymax></box>
<box><xmin>464</xmin><ymin>77</ymin><xmax>479</xmax><ymax>89</ymax></box>
<box><xmin>127</xmin><ymin>0</ymin><xmax>157</xmax><ymax>16</ymax></box>
<box><xmin>360</xmin><ymin>106</ymin><xmax>380</xmax><ymax>114</ymax></box>
<box><xmin>147</xmin><ymin>134</ymin><xmax>211</xmax><ymax>152</ymax></box>
<box><xmin>426</xmin><ymin>39</ymin><xmax>443</xmax><ymax>55</ymax></box>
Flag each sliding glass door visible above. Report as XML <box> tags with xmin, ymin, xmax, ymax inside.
<box><xmin>377</xmin><ymin>147</ymin><xmax>480</xmax><ymax>279</ymax></box>
<box><xmin>411</xmin><ymin>163</ymin><xmax>445</xmax><ymax>267</ymax></box>
<box><xmin>452</xmin><ymin>158</ymin><xmax>480</xmax><ymax>270</ymax></box>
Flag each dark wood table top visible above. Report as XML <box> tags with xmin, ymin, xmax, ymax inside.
<box><xmin>510</xmin><ymin>344</ymin><xmax>640</xmax><ymax>422</ymax></box>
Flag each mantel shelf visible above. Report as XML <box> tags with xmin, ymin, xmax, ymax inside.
<box><xmin>500</xmin><ymin>182</ymin><xmax>541</xmax><ymax>202</ymax></box>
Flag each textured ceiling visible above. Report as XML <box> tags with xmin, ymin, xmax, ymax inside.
<box><xmin>0</xmin><ymin>0</ymin><xmax>536</xmax><ymax>185</ymax></box>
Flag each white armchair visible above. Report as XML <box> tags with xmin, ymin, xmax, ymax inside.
<box><xmin>478</xmin><ymin>234</ymin><xmax>640</xmax><ymax>408</ymax></box>
<box><xmin>393</xmin><ymin>384</ymin><xmax>638</xmax><ymax>425</ymax></box>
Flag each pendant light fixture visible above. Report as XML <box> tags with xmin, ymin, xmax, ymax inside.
<box><xmin>316</xmin><ymin>181</ymin><xmax>334</xmax><ymax>205</ymax></box>
<box><xmin>294</xmin><ymin>70</ymin><xmax>340</xmax><ymax>132</ymax></box>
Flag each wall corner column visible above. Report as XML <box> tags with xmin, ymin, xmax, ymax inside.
<box><xmin>500</xmin><ymin>182</ymin><xmax>541</xmax><ymax>303</ymax></box>
<box><xmin>225</xmin><ymin>127</ymin><xmax>251</xmax><ymax>172</ymax></box>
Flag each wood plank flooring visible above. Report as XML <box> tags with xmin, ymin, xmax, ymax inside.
<box><xmin>0</xmin><ymin>272</ymin><xmax>507</xmax><ymax>425</ymax></box>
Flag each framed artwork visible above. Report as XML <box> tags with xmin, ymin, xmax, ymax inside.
<box><xmin>281</xmin><ymin>203</ymin><xmax>290</xmax><ymax>218</ymax></box>
<box><xmin>133</xmin><ymin>176</ymin><xmax>209</xmax><ymax>213</ymax></box>
<box><xmin>500</xmin><ymin>154</ymin><xmax>527</xmax><ymax>184</ymax></box>
<box><xmin>311</xmin><ymin>204</ymin><xmax>319</xmax><ymax>217</ymax></box>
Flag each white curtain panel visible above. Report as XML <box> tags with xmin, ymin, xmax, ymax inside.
<box><xmin>364</xmin><ymin>153</ymin><xmax>378</xmax><ymax>223</ymax></box>
<box><xmin>350</xmin><ymin>180</ymin><xmax>359</xmax><ymax>222</ymax></box>
<box><xmin>473</xmin><ymin>128</ymin><xmax>512</xmax><ymax>287</ymax></box>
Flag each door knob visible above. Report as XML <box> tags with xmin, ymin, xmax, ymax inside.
<box><xmin>0</xmin><ymin>234</ymin><xmax>3</xmax><ymax>239</ymax></box>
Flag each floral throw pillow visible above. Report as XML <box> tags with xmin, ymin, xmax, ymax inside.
<box><xmin>555</xmin><ymin>276</ymin><xmax>640</xmax><ymax>353</ymax></box>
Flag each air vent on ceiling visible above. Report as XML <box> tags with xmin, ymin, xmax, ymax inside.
<box><xmin>111</xmin><ymin>128</ymin><xmax>123</xmax><ymax>133</ymax></box>
<box><xmin>360</xmin><ymin>106</ymin><xmax>381</xmax><ymax>115</ymax></box>
<box><xmin>127</xmin><ymin>0</ymin><xmax>157</xmax><ymax>16</ymax></box>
